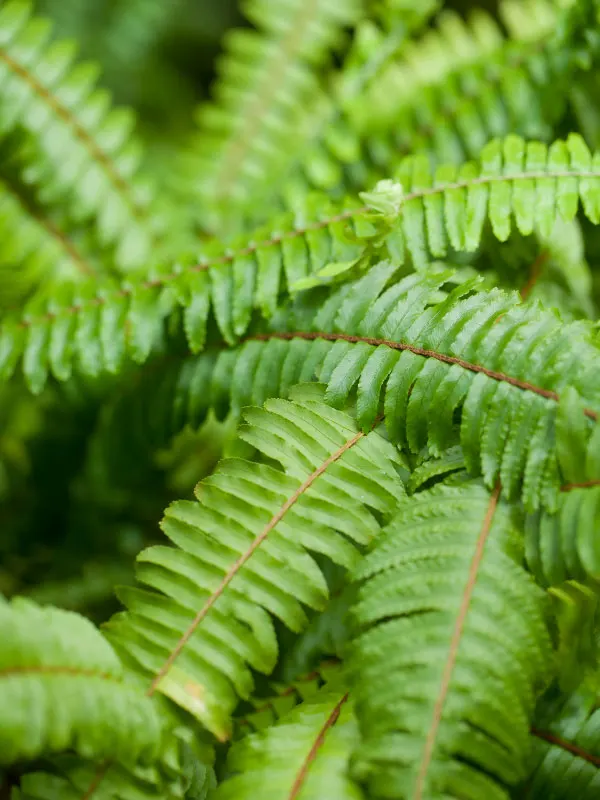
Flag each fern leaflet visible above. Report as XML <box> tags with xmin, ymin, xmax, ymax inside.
<box><xmin>0</xmin><ymin>595</ymin><xmax>161</xmax><ymax>767</ymax></box>
<box><xmin>102</xmin><ymin>387</ymin><xmax>404</xmax><ymax>739</ymax></box>
<box><xmin>349</xmin><ymin>482</ymin><xmax>553</xmax><ymax>799</ymax></box>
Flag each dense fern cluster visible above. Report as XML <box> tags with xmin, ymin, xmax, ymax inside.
<box><xmin>4</xmin><ymin>0</ymin><xmax>600</xmax><ymax>798</ymax></box>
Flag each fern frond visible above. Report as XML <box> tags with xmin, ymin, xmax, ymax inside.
<box><xmin>407</xmin><ymin>446</ymin><xmax>466</xmax><ymax>493</ymax></box>
<box><xmin>343</xmin><ymin>0</ymin><xmax>576</xmax><ymax>193</ymax></box>
<box><xmin>4</xmin><ymin>133</ymin><xmax>600</xmax><ymax>393</ymax></box>
<box><xmin>525</xmin><ymin>387</ymin><xmax>600</xmax><ymax>584</ymax></box>
<box><xmin>78</xmin><ymin>254</ymin><xmax>600</xmax><ymax>514</ymax></box>
<box><xmin>193</xmin><ymin>6</ymin><xmax>436</xmax><ymax>229</ymax></box>
<box><xmin>0</xmin><ymin>0</ymin><xmax>169</xmax><ymax>270</ymax></box>
<box><xmin>0</xmin><ymin>595</ymin><xmax>161</xmax><ymax>767</ymax></box>
<box><xmin>13</xmin><ymin>726</ymin><xmax>216</xmax><ymax>800</ymax></box>
<box><xmin>214</xmin><ymin>685</ymin><xmax>362</xmax><ymax>799</ymax></box>
<box><xmin>155</xmin><ymin>259</ymin><xmax>600</xmax><ymax>511</ymax></box>
<box><xmin>103</xmin><ymin>387</ymin><xmax>404</xmax><ymax>740</ymax></box>
<box><xmin>187</xmin><ymin>0</ymin><xmax>365</xmax><ymax>232</ymax></box>
<box><xmin>0</xmin><ymin>175</ymin><xmax>98</xmax><ymax>308</ymax></box>
<box><xmin>525</xmin><ymin>685</ymin><xmax>600</xmax><ymax>799</ymax></box>
<box><xmin>349</xmin><ymin>482</ymin><xmax>553</xmax><ymax>799</ymax></box>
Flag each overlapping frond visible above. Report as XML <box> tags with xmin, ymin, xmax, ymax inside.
<box><xmin>525</xmin><ymin>387</ymin><xmax>600</xmax><ymax>584</ymax></box>
<box><xmin>215</xmin><ymin>685</ymin><xmax>362</xmax><ymax>799</ymax></box>
<box><xmin>119</xmin><ymin>260</ymin><xmax>600</xmax><ymax>511</ymax></box>
<box><xmin>0</xmin><ymin>173</ymin><xmax>101</xmax><ymax>308</ymax></box>
<box><xmin>352</xmin><ymin>2</ymin><xmax>564</xmax><ymax>173</ymax></box>
<box><xmin>186</xmin><ymin>0</ymin><xmax>365</xmax><ymax>232</ymax></box>
<box><xmin>0</xmin><ymin>0</ymin><xmax>170</xmax><ymax>270</ymax></box>
<box><xmin>3</xmin><ymin>134</ymin><xmax>600</xmax><ymax>394</ymax></box>
<box><xmin>0</xmin><ymin>595</ymin><xmax>161</xmax><ymax>767</ymax></box>
<box><xmin>103</xmin><ymin>388</ymin><xmax>404</xmax><ymax>739</ymax></box>
<box><xmin>348</xmin><ymin>482</ymin><xmax>553</xmax><ymax>799</ymax></box>
<box><xmin>202</xmin><ymin>0</ymin><xmax>580</xmax><ymax>220</ymax></box>
<box><xmin>199</xmin><ymin>5</ymin><xmax>437</xmax><ymax>228</ymax></box>
<box><xmin>525</xmin><ymin>686</ymin><xmax>600</xmax><ymax>799</ymax></box>
<box><xmin>13</xmin><ymin>729</ymin><xmax>216</xmax><ymax>800</ymax></box>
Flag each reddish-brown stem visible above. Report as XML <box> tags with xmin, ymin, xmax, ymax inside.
<box><xmin>413</xmin><ymin>482</ymin><xmax>501</xmax><ymax>799</ymax></box>
<box><xmin>288</xmin><ymin>693</ymin><xmax>350</xmax><ymax>799</ymax></box>
<box><xmin>147</xmin><ymin>430</ymin><xmax>365</xmax><ymax>697</ymax></box>
<box><xmin>561</xmin><ymin>479</ymin><xmax>600</xmax><ymax>491</ymax></box>
<box><xmin>0</xmin><ymin>51</ymin><xmax>146</xmax><ymax>223</ymax></box>
<box><xmin>531</xmin><ymin>727</ymin><xmax>600</xmax><ymax>768</ymax></box>
<box><xmin>251</xmin><ymin>331</ymin><xmax>599</xmax><ymax>421</ymax></box>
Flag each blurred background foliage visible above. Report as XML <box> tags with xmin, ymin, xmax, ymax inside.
<box><xmin>0</xmin><ymin>0</ymin><xmax>553</xmax><ymax>624</ymax></box>
<box><xmin>31</xmin><ymin>0</ymin><xmax>498</xmax><ymax>154</ymax></box>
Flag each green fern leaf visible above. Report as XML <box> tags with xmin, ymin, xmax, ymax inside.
<box><xmin>103</xmin><ymin>387</ymin><xmax>404</xmax><ymax>740</ymax></box>
<box><xmin>4</xmin><ymin>132</ymin><xmax>600</xmax><ymax>393</ymax></box>
<box><xmin>215</xmin><ymin>685</ymin><xmax>362</xmax><ymax>799</ymax></box>
<box><xmin>151</xmin><ymin>261</ymin><xmax>600</xmax><ymax>511</ymax></box>
<box><xmin>184</xmin><ymin>0</ymin><xmax>365</xmax><ymax>232</ymax></box>
<box><xmin>525</xmin><ymin>387</ymin><xmax>600</xmax><ymax>584</ymax></box>
<box><xmin>0</xmin><ymin>0</ymin><xmax>168</xmax><ymax>270</ymax></box>
<box><xmin>0</xmin><ymin>595</ymin><xmax>161</xmax><ymax>766</ymax></box>
<box><xmin>349</xmin><ymin>482</ymin><xmax>553</xmax><ymax>799</ymax></box>
<box><xmin>346</xmin><ymin>0</ymin><xmax>575</xmax><ymax>193</ymax></box>
<box><xmin>12</xmin><ymin>727</ymin><xmax>216</xmax><ymax>799</ymax></box>
<box><xmin>525</xmin><ymin>685</ymin><xmax>600</xmax><ymax>799</ymax></box>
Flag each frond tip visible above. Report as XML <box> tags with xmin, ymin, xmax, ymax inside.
<box><xmin>0</xmin><ymin>595</ymin><xmax>161</xmax><ymax>767</ymax></box>
<box><xmin>349</xmin><ymin>482</ymin><xmax>553</xmax><ymax>799</ymax></box>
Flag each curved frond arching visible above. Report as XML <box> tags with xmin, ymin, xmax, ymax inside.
<box><xmin>215</xmin><ymin>685</ymin><xmax>362</xmax><ymax>800</ymax></box>
<box><xmin>103</xmin><ymin>388</ymin><xmax>405</xmax><ymax>739</ymax></box>
<box><xmin>0</xmin><ymin>0</ymin><xmax>168</xmax><ymax>271</ymax></box>
<box><xmin>77</xmin><ymin>257</ymin><xmax>600</xmax><ymax>514</ymax></box>
<box><xmin>348</xmin><ymin>482</ymin><xmax>553</xmax><ymax>799</ymax></box>
<box><xmin>267</xmin><ymin>264</ymin><xmax>600</xmax><ymax>511</ymax></box>
<box><xmin>0</xmin><ymin>595</ymin><xmax>161</xmax><ymax>767</ymax></box>
<box><xmin>133</xmin><ymin>261</ymin><xmax>599</xmax><ymax>512</ymax></box>
<box><xmin>3</xmin><ymin>134</ymin><xmax>600</xmax><ymax>393</ymax></box>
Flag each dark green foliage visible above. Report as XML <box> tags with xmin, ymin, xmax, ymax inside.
<box><xmin>4</xmin><ymin>1</ymin><xmax>600</xmax><ymax>798</ymax></box>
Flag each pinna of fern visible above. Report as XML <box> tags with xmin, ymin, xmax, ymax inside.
<box><xmin>3</xmin><ymin>133</ymin><xmax>600</xmax><ymax>397</ymax></box>
<box><xmin>0</xmin><ymin>0</ymin><xmax>183</xmax><ymax>272</ymax></box>
<box><xmin>102</xmin><ymin>386</ymin><xmax>405</xmax><ymax>740</ymax></box>
<box><xmin>6</xmin><ymin>0</ymin><xmax>600</xmax><ymax>797</ymax></box>
<box><xmin>0</xmin><ymin>595</ymin><xmax>161</xmax><ymax>767</ymax></box>
<box><xmin>348</xmin><ymin>481</ymin><xmax>554</xmax><ymax>799</ymax></box>
<box><xmin>85</xmin><ymin>258</ymin><xmax>600</xmax><ymax>519</ymax></box>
